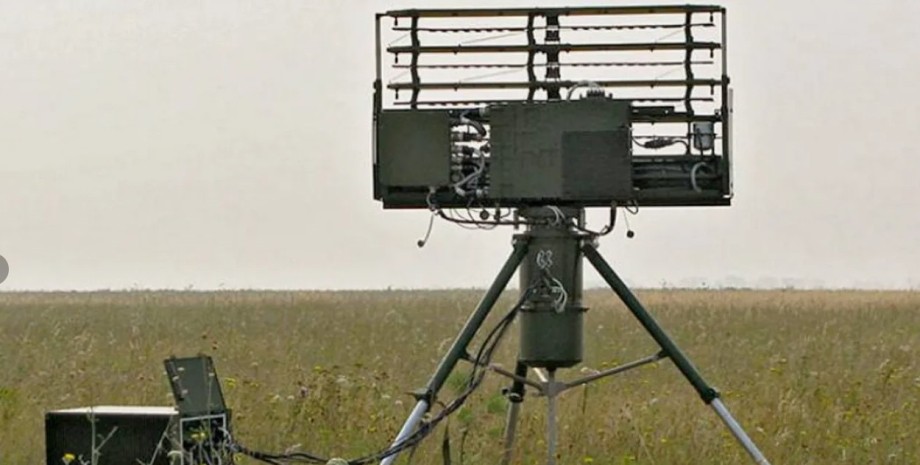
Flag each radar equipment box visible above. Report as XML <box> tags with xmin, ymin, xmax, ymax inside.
<box><xmin>45</xmin><ymin>406</ymin><xmax>177</xmax><ymax>465</ymax></box>
<box><xmin>45</xmin><ymin>356</ymin><xmax>231</xmax><ymax>465</ymax></box>
<box><xmin>489</xmin><ymin>99</ymin><xmax>632</xmax><ymax>202</ymax></box>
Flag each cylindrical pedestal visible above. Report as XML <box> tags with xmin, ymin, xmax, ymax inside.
<box><xmin>517</xmin><ymin>208</ymin><xmax>586</xmax><ymax>369</ymax></box>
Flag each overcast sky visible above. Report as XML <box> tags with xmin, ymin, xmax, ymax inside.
<box><xmin>1</xmin><ymin>0</ymin><xmax>918</xmax><ymax>291</ymax></box>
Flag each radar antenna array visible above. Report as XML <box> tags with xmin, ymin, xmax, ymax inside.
<box><xmin>374</xmin><ymin>4</ymin><xmax>733</xmax><ymax>213</ymax></box>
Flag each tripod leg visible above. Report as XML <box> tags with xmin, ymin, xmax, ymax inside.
<box><xmin>381</xmin><ymin>238</ymin><xmax>530</xmax><ymax>465</ymax></box>
<box><xmin>545</xmin><ymin>369</ymin><xmax>558</xmax><ymax>465</ymax></box>
<box><xmin>582</xmin><ymin>243</ymin><xmax>770</xmax><ymax>465</ymax></box>
<box><xmin>500</xmin><ymin>361</ymin><xmax>528</xmax><ymax>465</ymax></box>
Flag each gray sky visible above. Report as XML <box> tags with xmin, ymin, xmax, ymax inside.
<box><xmin>2</xmin><ymin>0</ymin><xmax>918</xmax><ymax>290</ymax></box>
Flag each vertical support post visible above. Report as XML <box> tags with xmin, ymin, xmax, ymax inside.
<box><xmin>525</xmin><ymin>13</ymin><xmax>537</xmax><ymax>102</ymax></box>
<box><xmin>720</xmin><ymin>8</ymin><xmax>732</xmax><ymax>194</ymax></box>
<box><xmin>381</xmin><ymin>238</ymin><xmax>530</xmax><ymax>465</ymax></box>
<box><xmin>545</xmin><ymin>369</ymin><xmax>558</xmax><ymax>465</ymax></box>
<box><xmin>544</xmin><ymin>14</ymin><xmax>561</xmax><ymax>100</ymax></box>
<box><xmin>683</xmin><ymin>11</ymin><xmax>695</xmax><ymax>156</ymax></box>
<box><xmin>501</xmin><ymin>401</ymin><xmax>522</xmax><ymax>465</ymax></box>
<box><xmin>500</xmin><ymin>361</ymin><xmax>529</xmax><ymax>465</ymax></box>
<box><xmin>409</xmin><ymin>14</ymin><xmax>421</xmax><ymax>108</ymax></box>
<box><xmin>582</xmin><ymin>242</ymin><xmax>771</xmax><ymax>465</ymax></box>
<box><xmin>372</xmin><ymin>14</ymin><xmax>383</xmax><ymax>200</ymax></box>
<box><xmin>374</xmin><ymin>14</ymin><xmax>382</xmax><ymax>85</ymax></box>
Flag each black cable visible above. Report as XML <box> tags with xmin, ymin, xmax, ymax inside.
<box><xmin>625</xmin><ymin>200</ymin><xmax>640</xmax><ymax>215</ymax></box>
<box><xmin>238</xmin><ymin>286</ymin><xmax>537</xmax><ymax>465</ymax></box>
<box><xmin>441</xmin><ymin>209</ymin><xmax>487</xmax><ymax>230</ymax></box>
<box><xmin>437</xmin><ymin>209</ymin><xmax>540</xmax><ymax>228</ymax></box>
<box><xmin>238</xmin><ymin>445</ymin><xmax>306</xmax><ymax>464</ymax></box>
<box><xmin>345</xmin><ymin>286</ymin><xmax>535</xmax><ymax>464</ymax></box>
<box><xmin>572</xmin><ymin>206</ymin><xmax>616</xmax><ymax>237</ymax></box>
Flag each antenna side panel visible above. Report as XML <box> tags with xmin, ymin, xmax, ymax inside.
<box><xmin>377</xmin><ymin>110</ymin><xmax>452</xmax><ymax>188</ymax></box>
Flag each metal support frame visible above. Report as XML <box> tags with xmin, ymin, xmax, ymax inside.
<box><xmin>544</xmin><ymin>370</ymin><xmax>559</xmax><ymax>465</ymax></box>
<box><xmin>178</xmin><ymin>413</ymin><xmax>231</xmax><ymax>465</ymax></box>
<box><xmin>380</xmin><ymin>238</ymin><xmax>529</xmax><ymax>465</ymax></box>
<box><xmin>582</xmin><ymin>241</ymin><xmax>771</xmax><ymax>465</ymax></box>
<box><xmin>382</xmin><ymin>218</ymin><xmax>770</xmax><ymax>465</ymax></box>
<box><xmin>492</xmin><ymin>351</ymin><xmax>664</xmax><ymax>465</ymax></box>
<box><xmin>500</xmin><ymin>360</ymin><xmax>529</xmax><ymax>465</ymax></box>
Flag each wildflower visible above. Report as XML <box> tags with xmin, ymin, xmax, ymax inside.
<box><xmin>62</xmin><ymin>453</ymin><xmax>76</xmax><ymax>464</ymax></box>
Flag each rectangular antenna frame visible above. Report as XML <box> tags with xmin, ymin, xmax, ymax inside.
<box><xmin>373</xmin><ymin>4</ymin><xmax>732</xmax><ymax>209</ymax></box>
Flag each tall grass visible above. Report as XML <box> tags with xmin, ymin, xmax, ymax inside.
<box><xmin>1</xmin><ymin>290</ymin><xmax>918</xmax><ymax>464</ymax></box>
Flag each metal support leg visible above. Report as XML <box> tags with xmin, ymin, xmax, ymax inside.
<box><xmin>492</xmin><ymin>355</ymin><xmax>668</xmax><ymax>465</ymax></box>
<box><xmin>379</xmin><ymin>399</ymin><xmax>428</xmax><ymax>464</ymax></box>
<box><xmin>711</xmin><ymin>399</ymin><xmax>771</xmax><ymax>465</ymax></box>
<box><xmin>561</xmin><ymin>351</ymin><xmax>665</xmax><ymax>391</ymax></box>
<box><xmin>501</xmin><ymin>402</ymin><xmax>522</xmax><ymax>465</ymax></box>
<box><xmin>381</xmin><ymin>238</ymin><xmax>529</xmax><ymax>465</ymax></box>
<box><xmin>545</xmin><ymin>369</ymin><xmax>558</xmax><ymax>465</ymax></box>
<box><xmin>501</xmin><ymin>361</ymin><xmax>529</xmax><ymax>465</ymax></box>
<box><xmin>582</xmin><ymin>242</ymin><xmax>771</xmax><ymax>465</ymax></box>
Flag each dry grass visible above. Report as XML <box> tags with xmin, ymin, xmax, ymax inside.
<box><xmin>1</xmin><ymin>289</ymin><xmax>919</xmax><ymax>464</ymax></box>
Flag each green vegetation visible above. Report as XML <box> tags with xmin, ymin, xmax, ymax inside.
<box><xmin>1</xmin><ymin>290</ymin><xmax>918</xmax><ymax>464</ymax></box>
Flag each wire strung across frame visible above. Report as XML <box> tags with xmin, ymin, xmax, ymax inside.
<box><xmin>394</xmin><ymin>97</ymin><xmax>715</xmax><ymax>106</ymax></box>
<box><xmin>394</xmin><ymin>60</ymin><xmax>714</xmax><ymax>70</ymax></box>
<box><xmin>391</xmin><ymin>22</ymin><xmax>716</xmax><ymax>33</ymax></box>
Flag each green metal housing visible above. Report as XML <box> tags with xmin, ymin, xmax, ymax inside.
<box><xmin>377</xmin><ymin>110</ymin><xmax>452</xmax><ymax>188</ymax></box>
<box><xmin>490</xmin><ymin>100</ymin><xmax>632</xmax><ymax>203</ymax></box>
<box><xmin>517</xmin><ymin>208</ymin><xmax>586</xmax><ymax>369</ymax></box>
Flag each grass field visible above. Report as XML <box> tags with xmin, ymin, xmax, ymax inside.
<box><xmin>1</xmin><ymin>289</ymin><xmax>919</xmax><ymax>464</ymax></box>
